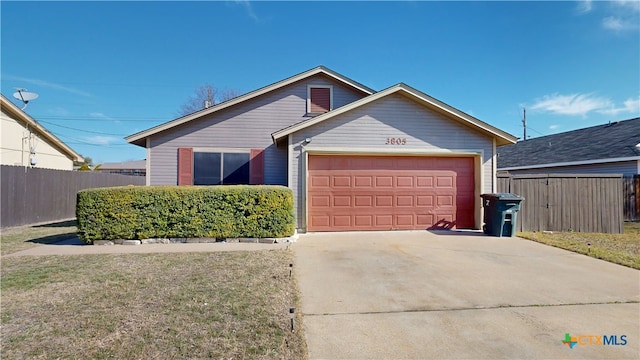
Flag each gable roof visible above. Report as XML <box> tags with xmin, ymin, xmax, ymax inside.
<box><xmin>497</xmin><ymin>117</ymin><xmax>640</xmax><ymax>170</ymax></box>
<box><xmin>125</xmin><ymin>66</ymin><xmax>375</xmax><ymax>147</ymax></box>
<box><xmin>1</xmin><ymin>94</ymin><xmax>83</xmax><ymax>162</ymax></box>
<box><xmin>271</xmin><ymin>83</ymin><xmax>518</xmax><ymax>146</ymax></box>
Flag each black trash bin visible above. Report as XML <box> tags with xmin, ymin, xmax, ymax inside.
<box><xmin>481</xmin><ymin>193</ymin><xmax>524</xmax><ymax>237</ymax></box>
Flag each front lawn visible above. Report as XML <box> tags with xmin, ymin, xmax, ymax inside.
<box><xmin>517</xmin><ymin>222</ymin><xmax>640</xmax><ymax>269</ymax></box>
<box><xmin>1</xmin><ymin>251</ymin><xmax>307</xmax><ymax>359</ymax></box>
<box><xmin>0</xmin><ymin>220</ymin><xmax>77</xmax><ymax>256</ymax></box>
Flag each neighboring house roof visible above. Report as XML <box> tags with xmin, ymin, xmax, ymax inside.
<box><xmin>271</xmin><ymin>83</ymin><xmax>518</xmax><ymax>146</ymax></box>
<box><xmin>126</xmin><ymin>66</ymin><xmax>375</xmax><ymax>147</ymax></box>
<box><xmin>97</xmin><ymin>159</ymin><xmax>146</xmax><ymax>170</ymax></box>
<box><xmin>497</xmin><ymin>117</ymin><xmax>640</xmax><ymax>170</ymax></box>
<box><xmin>0</xmin><ymin>94</ymin><xmax>84</xmax><ymax>162</ymax></box>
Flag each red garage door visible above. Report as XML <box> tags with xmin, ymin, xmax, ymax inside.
<box><xmin>307</xmin><ymin>155</ymin><xmax>475</xmax><ymax>232</ymax></box>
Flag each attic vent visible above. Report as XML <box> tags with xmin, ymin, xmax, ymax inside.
<box><xmin>308</xmin><ymin>86</ymin><xmax>332</xmax><ymax>114</ymax></box>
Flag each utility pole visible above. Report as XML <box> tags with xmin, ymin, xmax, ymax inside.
<box><xmin>522</xmin><ymin>108</ymin><xmax>527</xmax><ymax>141</ymax></box>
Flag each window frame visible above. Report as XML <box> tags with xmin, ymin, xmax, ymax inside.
<box><xmin>192</xmin><ymin>148</ymin><xmax>251</xmax><ymax>185</ymax></box>
<box><xmin>307</xmin><ymin>85</ymin><xmax>333</xmax><ymax>115</ymax></box>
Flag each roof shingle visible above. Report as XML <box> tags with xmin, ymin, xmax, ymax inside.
<box><xmin>497</xmin><ymin>117</ymin><xmax>640</xmax><ymax>169</ymax></box>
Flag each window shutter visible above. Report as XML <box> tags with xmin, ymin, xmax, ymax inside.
<box><xmin>177</xmin><ymin>147</ymin><xmax>193</xmax><ymax>185</ymax></box>
<box><xmin>250</xmin><ymin>148</ymin><xmax>264</xmax><ymax>185</ymax></box>
<box><xmin>310</xmin><ymin>87</ymin><xmax>331</xmax><ymax>113</ymax></box>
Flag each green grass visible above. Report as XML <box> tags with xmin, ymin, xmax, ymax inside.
<box><xmin>518</xmin><ymin>222</ymin><xmax>640</xmax><ymax>269</ymax></box>
<box><xmin>1</xmin><ymin>251</ymin><xmax>308</xmax><ymax>359</ymax></box>
<box><xmin>0</xmin><ymin>220</ymin><xmax>77</xmax><ymax>256</ymax></box>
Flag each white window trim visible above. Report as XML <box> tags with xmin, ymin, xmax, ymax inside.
<box><xmin>307</xmin><ymin>85</ymin><xmax>333</xmax><ymax>114</ymax></box>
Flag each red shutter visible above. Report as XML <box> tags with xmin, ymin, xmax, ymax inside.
<box><xmin>177</xmin><ymin>148</ymin><xmax>193</xmax><ymax>185</ymax></box>
<box><xmin>310</xmin><ymin>87</ymin><xmax>330</xmax><ymax>113</ymax></box>
<box><xmin>250</xmin><ymin>148</ymin><xmax>264</xmax><ymax>185</ymax></box>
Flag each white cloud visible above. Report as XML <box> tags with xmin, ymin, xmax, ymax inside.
<box><xmin>2</xmin><ymin>74</ymin><xmax>92</xmax><ymax>97</ymax></box>
<box><xmin>601</xmin><ymin>1</ymin><xmax>640</xmax><ymax>31</ymax></box>
<box><xmin>602</xmin><ymin>16</ymin><xmax>638</xmax><ymax>31</ymax></box>
<box><xmin>47</xmin><ymin>107</ymin><xmax>70</xmax><ymax>117</ymax></box>
<box><xmin>577</xmin><ymin>0</ymin><xmax>593</xmax><ymax>13</ymax></box>
<box><xmin>89</xmin><ymin>112</ymin><xmax>120</xmax><ymax>123</ymax></box>
<box><xmin>530</xmin><ymin>93</ymin><xmax>612</xmax><ymax>116</ymax></box>
<box><xmin>85</xmin><ymin>136</ymin><xmax>120</xmax><ymax>146</ymax></box>
<box><xmin>598</xmin><ymin>96</ymin><xmax>640</xmax><ymax>115</ymax></box>
<box><xmin>549</xmin><ymin>125</ymin><xmax>559</xmax><ymax>130</ymax></box>
<box><xmin>530</xmin><ymin>93</ymin><xmax>640</xmax><ymax>117</ymax></box>
<box><xmin>232</xmin><ymin>0</ymin><xmax>260</xmax><ymax>22</ymax></box>
<box><xmin>612</xmin><ymin>0</ymin><xmax>640</xmax><ymax>12</ymax></box>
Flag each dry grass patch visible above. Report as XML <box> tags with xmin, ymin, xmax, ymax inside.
<box><xmin>517</xmin><ymin>222</ymin><xmax>640</xmax><ymax>269</ymax></box>
<box><xmin>1</xmin><ymin>220</ymin><xmax>77</xmax><ymax>256</ymax></box>
<box><xmin>1</xmin><ymin>251</ymin><xmax>307</xmax><ymax>359</ymax></box>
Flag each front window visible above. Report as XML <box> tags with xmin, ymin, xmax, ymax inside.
<box><xmin>194</xmin><ymin>151</ymin><xmax>250</xmax><ymax>185</ymax></box>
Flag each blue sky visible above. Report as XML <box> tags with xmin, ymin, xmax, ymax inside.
<box><xmin>2</xmin><ymin>1</ymin><xmax>639</xmax><ymax>164</ymax></box>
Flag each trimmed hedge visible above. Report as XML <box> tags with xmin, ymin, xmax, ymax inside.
<box><xmin>76</xmin><ymin>185</ymin><xmax>295</xmax><ymax>243</ymax></box>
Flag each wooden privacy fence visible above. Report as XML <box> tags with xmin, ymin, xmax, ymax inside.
<box><xmin>497</xmin><ymin>174</ymin><xmax>623</xmax><ymax>234</ymax></box>
<box><xmin>623</xmin><ymin>175</ymin><xmax>639</xmax><ymax>222</ymax></box>
<box><xmin>1</xmin><ymin>165</ymin><xmax>145</xmax><ymax>228</ymax></box>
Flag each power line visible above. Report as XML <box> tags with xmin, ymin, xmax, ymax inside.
<box><xmin>38</xmin><ymin>120</ymin><xmax>129</xmax><ymax>136</ymax></box>
<box><xmin>34</xmin><ymin>115</ymin><xmax>166</xmax><ymax>122</ymax></box>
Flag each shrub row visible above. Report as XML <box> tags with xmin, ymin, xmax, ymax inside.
<box><xmin>76</xmin><ymin>185</ymin><xmax>295</xmax><ymax>243</ymax></box>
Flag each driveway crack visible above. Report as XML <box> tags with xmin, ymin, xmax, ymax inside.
<box><xmin>303</xmin><ymin>300</ymin><xmax>639</xmax><ymax>317</ymax></box>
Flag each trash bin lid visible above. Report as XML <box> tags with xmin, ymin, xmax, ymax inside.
<box><xmin>481</xmin><ymin>193</ymin><xmax>524</xmax><ymax>200</ymax></box>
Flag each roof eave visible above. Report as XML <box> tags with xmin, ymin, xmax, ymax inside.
<box><xmin>126</xmin><ymin>66</ymin><xmax>376</xmax><ymax>145</ymax></box>
<box><xmin>272</xmin><ymin>84</ymin><xmax>518</xmax><ymax>146</ymax></box>
<box><xmin>498</xmin><ymin>156</ymin><xmax>640</xmax><ymax>171</ymax></box>
<box><xmin>1</xmin><ymin>94</ymin><xmax>84</xmax><ymax>162</ymax></box>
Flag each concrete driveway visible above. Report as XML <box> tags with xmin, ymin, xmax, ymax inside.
<box><xmin>294</xmin><ymin>230</ymin><xmax>639</xmax><ymax>359</ymax></box>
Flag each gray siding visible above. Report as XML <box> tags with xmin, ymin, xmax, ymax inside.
<box><xmin>504</xmin><ymin>160</ymin><xmax>639</xmax><ymax>176</ymax></box>
<box><xmin>290</xmin><ymin>94</ymin><xmax>495</xmax><ymax>230</ymax></box>
<box><xmin>148</xmin><ymin>74</ymin><xmax>366</xmax><ymax>185</ymax></box>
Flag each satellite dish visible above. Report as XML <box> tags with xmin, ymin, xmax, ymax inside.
<box><xmin>13</xmin><ymin>88</ymin><xmax>39</xmax><ymax>110</ymax></box>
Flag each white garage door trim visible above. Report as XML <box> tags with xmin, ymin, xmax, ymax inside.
<box><xmin>300</xmin><ymin>147</ymin><xmax>485</xmax><ymax>232</ymax></box>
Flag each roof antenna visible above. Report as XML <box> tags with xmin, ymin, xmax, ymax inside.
<box><xmin>521</xmin><ymin>108</ymin><xmax>527</xmax><ymax>141</ymax></box>
<box><xmin>13</xmin><ymin>88</ymin><xmax>39</xmax><ymax>110</ymax></box>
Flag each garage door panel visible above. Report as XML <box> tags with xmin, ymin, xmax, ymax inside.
<box><xmin>355</xmin><ymin>215</ymin><xmax>373</xmax><ymax>227</ymax></box>
<box><xmin>396</xmin><ymin>176</ymin><xmax>414</xmax><ymax>187</ymax></box>
<box><xmin>354</xmin><ymin>195</ymin><xmax>373</xmax><ymax>207</ymax></box>
<box><xmin>333</xmin><ymin>215</ymin><xmax>351</xmax><ymax>227</ymax></box>
<box><xmin>310</xmin><ymin>195</ymin><xmax>330</xmax><ymax>207</ymax></box>
<box><xmin>375</xmin><ymin>215</ymin><xmax>393</xmax><ymax>226</ymax></box>
<box><xmin>333</xmin><ymin>176</ymin><xmax>351</xmax><ymax>187</ymax></box>
<box><xmin>376</xmin><ymin>195</ymin><xmax>394</xmax><ymax>207</ymax></box>
<box><xmin>375</xmin><ymin>176</ymin><xmax>393</xmax><ymax>187</ymax></box>
<box><xmin>311</xmin><ymin>176</ymin><xmax>330</xmax><ymax>188</ymax></box>
<box><xmin>436</xmin><ymin>176</ymin><xmax>454</xmax><ymax>188</ymax></box>
<box><xmin>354</xmin><ymin>176</ymin><xmax>373</xmax><ymax>187</ymax></box>
<box><xmin>416</xmin><ymin>195</ymin><xmax>434</xmax><ymax>207</ymax></box>
<box><xmin>333</xmin><ymin>196</ymin><xmax>351</xmax><ymax>207</ymax></box>
<box><xmin>308</xmin><ymin>155</ymin><xmax>475</xmax><ymax>232</ymax></box>
<box><xmin>437</xmin><ymin>195</ymin><xmax>454</xmax><ymax>206</ymax></box>
<box><xmin>396</xmin><ymin>214</ymin><xmax>414</xmax><ymax>226</ymax></box>
<box><xmin>396</xmin><ymin>195</ymin><xmax>414</xmax><ymax>207</ymax></box>
<box><xmin>310</xmin><ymin>215</ymin><xmax>330</xmax><ymax>228</ymax></box>
<box><xmin>417</xmin><ymin>176</ymin><xmax>434</xmax><ymax>187</ymax></box>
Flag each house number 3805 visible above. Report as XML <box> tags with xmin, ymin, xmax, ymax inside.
<box><xmin>385</xmin><ymin>137</ymin><xmax>407</xmax><ymax>145</ymax></box>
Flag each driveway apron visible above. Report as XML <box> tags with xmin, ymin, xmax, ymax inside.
<box><xmin>294</xmin><ymin>231</ymin><xmax>640</xmax><ymax>359</ymax></box>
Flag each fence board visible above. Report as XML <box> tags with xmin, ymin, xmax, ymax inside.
<box><xmin>623</xmin><ymin>175</ymin><xmax>639</xmax><ymax>221</ymax></box>
<box><xmin>497</xmin><ymin>174</ymin><xmax>623</xmax><ymax>234</ymax></box>
<box><xmin>1</xmin><ymin>165</ymin><xmax>145</xmax><ymax>227</ymax></box>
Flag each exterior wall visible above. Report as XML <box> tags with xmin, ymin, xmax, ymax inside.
<box><xmin>289</xmin><ymin>94</ymin><xmax>495</xmax><ymax>231</ymax></box>
<box><xmin>503</xmin><ymin>160</ymin><xmax>639</xmax><ymax>176</ymax></box>
<box><xmin>148</xmin><ymin>74</ymin><xmax>366</xmax><ymax>185</ymax></box>
<box><xmin>1</xmin><ymin>109</ymin><xmax>74</xmax><ymax>170</ymax></box>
